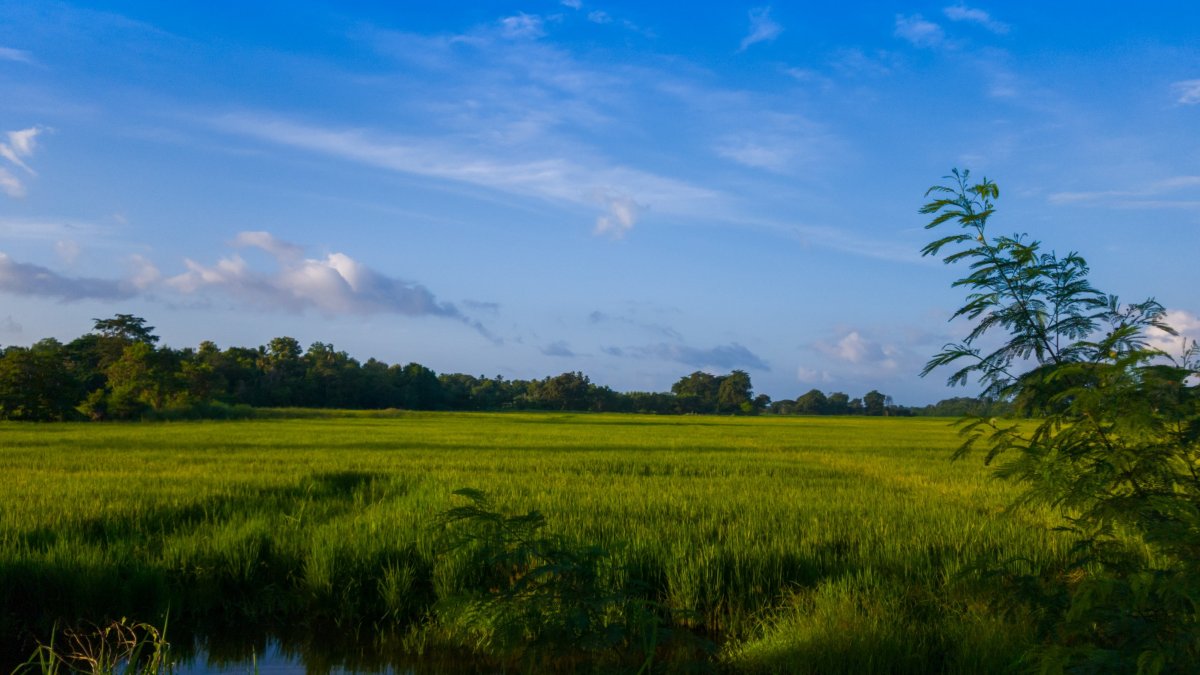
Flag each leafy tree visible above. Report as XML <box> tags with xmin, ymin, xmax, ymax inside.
<box><xmin>794</xmin><ymin>389</ymin><xmax>828</xmax><ymax>415</ymax></box>
<box><xmin>671</xmin><ymin>371</ymin><xmax>720</xmax><ymax>413</ymax></box>
<box><xmin>91</xmin><ymin>314</ymin><xmax>159</xmax><ymax>345</ymax></box>
<box><xmin>862</xmin><ymin>390</ymin><xmax>887</xmax><ymax>416</ymax></box>
<box><xmin>533</xmin><ymin>371</ymin><xmax>593</xmax><ymax>411</ymax></box>
<box><xmin>825</xmin><ymin>392</ymin><xmax>850</xmax><ymax>415</ymax></box>
<box><xmin>259</xmin><ymin>336</ymin><xmax>305</xmax><ymax>406</ymax></box>
<box><xmin>716</xmin><ymin>370</ymin><xmax>753</xmax><ymax>413</ymax></box>
<box><xmin>394</xmin><ymin>362</ymin><xmax>441</xmax><ymax>409</ymax></box>
<box><xmin>0</xmin><ymin>340</ymin><xmax>80</xmax><ymax>420</ymax></box>
<box><xmin>921</xmin><ymin>169</ymin><xmax>1200</xmax><ymax>672</ymax></box>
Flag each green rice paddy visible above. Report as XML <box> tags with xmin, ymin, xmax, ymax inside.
<box><xmin>0</xmin><ymin>412</ymin><xmax>1070</xmax><ymax>672</ymax></box>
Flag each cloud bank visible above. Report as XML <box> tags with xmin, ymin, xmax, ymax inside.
<box><xmin>0</xmin><ymin>252</ymin><xmax>136</xmax><ymax>301</ymax></box>
<box><xmin>611</xmin><ymin>341</ymin><xmax>770</xmax><ymax>371</ymax></box>
<box><xmin>168</xmin><ymin>231</ymin><xmax>465</xmax><ymax>319</ymax></box>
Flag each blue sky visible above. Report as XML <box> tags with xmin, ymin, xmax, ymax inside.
<box><xmin>1</xmin><ymin>1</ymin><xmax>1198</xmax><ymax>404</ymax></box>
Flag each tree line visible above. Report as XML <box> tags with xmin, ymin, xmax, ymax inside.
<box><xmin>0</xmin><ymin>314</ymin><xmax>977</xmax><ymax>421</ymax></box>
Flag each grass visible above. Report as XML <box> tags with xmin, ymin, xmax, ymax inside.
<box><xmin>0</xmin><ymin>412</ymin><xmax>1071</xmax><ymax>672</ymax></box>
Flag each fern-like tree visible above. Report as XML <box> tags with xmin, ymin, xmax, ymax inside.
<box><xmin>921</xmin><ymin>170</ymin><xmax>1200</xmax><ymax>673</ymax></box>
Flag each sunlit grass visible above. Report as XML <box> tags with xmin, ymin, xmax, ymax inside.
<box><xmin>0</xmin><ymin>412</ymin><xmax>1069</xmax><ymax>672</ymax></box>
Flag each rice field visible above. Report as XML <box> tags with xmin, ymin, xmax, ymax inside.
<box><xmin>0</xmin><ymin>412</ymin><xmax>1071</xmax><ymax>673</ymax></box>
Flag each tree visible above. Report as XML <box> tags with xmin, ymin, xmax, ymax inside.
<box><xmin>794</xmin><ymin>389</ymin><xmax>828</xmax><ymax>415</ymax></box>
<box><xmin>534</xmin><ymin>372</ymin><xmax>592</xmax><ymax>411</ymax></box>
<box><xmin>259</xmin><ymin>337</ymin><xmax>305</xmax><ymax>406</ymax></box>
<box><xmin>825</xmin><ymin>392</ymin><xmax>850</xmax><ymax>415</ymax></box>
<box><xmin>862</xmin><ymin>390</ymin><xmax>886</xmax><ymax>416</ymax></box>
<box><xmin>716</xmin><ymin>370</ymin><xmax>753</xmax><ymax>413</ymax></box>
<box><xmin>671</xmin><ymin>371</ymin><xmax>720</xmax><ymax>413</ymax></box>
<box><xmin>921</xmin><ymin>169</ymin><xmax>1200</xmax><ymax>671</ymax></box>
<box><xmin>91</xmin><ymin>314</ymin><xmax>159</xmax><ymax>344</ymax></box>
<box><xmin>0</xmin><ymin>340</ymin><xmax>81</xmax><ymax>420</ymax></box>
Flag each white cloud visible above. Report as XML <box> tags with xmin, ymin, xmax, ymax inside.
<box><xmin>126</xmin><ymin>254</ymin><xmax>162</xmax><ymax>290</ymax></box>
<box><xmin>740</xmin><ymin>7</ymin><xmax>782</xmax><ymax>51</ymax></box>
<box><xmin>0</xmin><ymin>47</ymin><xmax>32</xmax><ymax>63</ymax></box>
<box><xmin>168</xmin><ymin>231</ymin><xmax>468</xmax><ymax>321</ymax></box>
<box><xmin>587</xmin><ymin>11</ymin><xmax>612</xmax><ymax>24</ymax></box>
<box><xmin>232</xmin><ymin>230</ymin><xmax>303</xmax><ymax>260</ymax></box>
<box><xmin>894</xmin><ymin>14</ymin><xmax>945</xmax><ymax>48</ymax></box>
<box><xmin>499</xmin><ymin>13</ymin><xmax>545</xmax><ymax>40</ymax></box>
<box><xmin>594</xmin><ymin>194</ymin><xmax>640</xmax><ymax>238</ymax></box>
<box><xmin>0</xmin><ymin>168</ymin><xmax>23</xmax><ymax>198</ymax></box>
<box><xmin>216</xmin><ymin>114</ymin><xmax>718</xmax><ymax>235</ymax></box>
<box><xmin>0</xmin><ymin>126</ymin><xmax>45</xmax><ymax>198</ymax></box>
<box><xmin>814</xmin><ymin>330</ymin><xmax>900</xmax><ymax>369</ymax></box>
<box><xmin>7</xmin><ymin>128</ymin><xmax>41</xmax><ymax>157</ymax></box>
<box><xmin>943</xmin><ymin>5</ymin><xmax>1009</xmax><ymax>34</ymax></box>
<box><xmin>1172</xmin><ymin>79</ymin><xmax>1200</xmax><ymax>105</ymax></box>
<box><xmin>1148</xmin><ymin>309</ymin><xmax>1200</xmax><ymax>358</ymax></box>
<box><xmin>560</xmin><ymin>0</ymin><xmax>582</xmax><ymax>9</ymax></box>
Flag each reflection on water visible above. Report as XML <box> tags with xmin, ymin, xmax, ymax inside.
<box><xmin>169</xmin><ymin>632</ymin><xmax>485</xmax><ymax>675</ymax></box>
<box><xmin>177</xmin><ymin>642</ymin><xmax>317</xmax><ymax>675</ymax></box>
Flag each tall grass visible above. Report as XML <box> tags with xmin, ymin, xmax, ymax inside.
<box><xmin>0</xmin><ymin>413</ymin><xmax>1070</xmax><ymax>672</ymax></box>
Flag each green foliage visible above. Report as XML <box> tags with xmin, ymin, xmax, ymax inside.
<box><xmin>434</xmin><ymin>488</ymin><xmax>694</xmax><ymax>670</ymax></box>
<box><xmin>0</xmin><ymin>341</ymin><xmax>81</xmax><ymax>421</ymax></box>
<box><xmin>922</xmin><ymin>169</ymin><xmax>1200</xmax><ymax>672</ymax></box>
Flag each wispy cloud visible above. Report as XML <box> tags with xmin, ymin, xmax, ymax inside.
<box><xmin>0</xmin><ymin>126</ymin><xmax>45</xmax><ymax>198</ymax></box>
<box><xmin>215</xmin><ymin>114</ymin><xmax>716</xmax><ymax>238</ymax></box>
<box><xmin>943</xmin><ymin>5</ymin><xmax>1009</xmax><ymax>34</ymax></box>
<box><xmin>715</xmin><ymin>136</ymin><xmax>792</xmax><ymax>171</ymax></box>
<box><xmin>1173</xmin><ymin>79</ymin><xmax>1200</xmax><ymax>105</ymax></box>
<box><xmin>587</xmin><ymin>11</ymin><xmax>612</xmax><ymax>24</ymax></box>
<box><xmin>830</xmin><ymin>48</ymin><xmax>898</xmax><ymax>77</ymax></box>
<box><xmin>594</xmin><ymin>194</ymin><xmax>640</xmax><ymax>238</ymax></box>
<box><xmin>1048</xmin><ymin>175</ymin><xmax>1200</xmax><ymax>209</ymax></box>
<box><xmin>894</xmin><ymin>14</ymin><xmax>945</xmax><ymax>48</ymax></box>
<box><xmin>0</xmin><ymin>47</ymin><xmax>33</xmax><ymax>64</ymax></box>
<box><xmin>560</xmin><ymin>0</ymin><xmax>583</xmax><ymax>9</ymax></box>
<box><xmin>589</xmin><ymin>309</ymin><xmax>682</xmax><ymax>340</ymax></box>
<box><xmin>0</xmin><ymin>252</ymin><xmax>137</xmax><ymax>301</ymax></box>
<box><xmin>499</xmin><ymin>13</ymin><xmax>545</xmax><ymax>40</ymax></box>
<box><xmin>0</xmin><ymin>217</ymin><xmax>110</xmax><ymax>243</ymax></box>
<box><xmin>740</xmin><ymin>7</ymin><xmax>782</xmax><ymax>51</ymax></box>
<box><xmin>0</xmin><ymin>170</ymin><xmax>22</xmax><ymax>198</ymax></box>
<box><xmin>614</xmin><ymin>342</ymin><xmax>770</xmax><ymax>371</ymax></box>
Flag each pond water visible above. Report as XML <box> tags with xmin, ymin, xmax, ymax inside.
<box><xmin>170</xmin><ymin>637</ymin><xmax>483</xmax><ymax>675</ymax></box>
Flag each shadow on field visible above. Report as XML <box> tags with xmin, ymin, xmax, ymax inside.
<box><xmin>0</xmin><ymin>470</ymin><xmax>414</xmax><ymax>667</ymax></box>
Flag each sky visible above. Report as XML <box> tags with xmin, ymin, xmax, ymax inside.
<box><xmin>0</xmin><ymin>1</ymin><xmax>1198</xmax><ymax>405</ymax></box>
